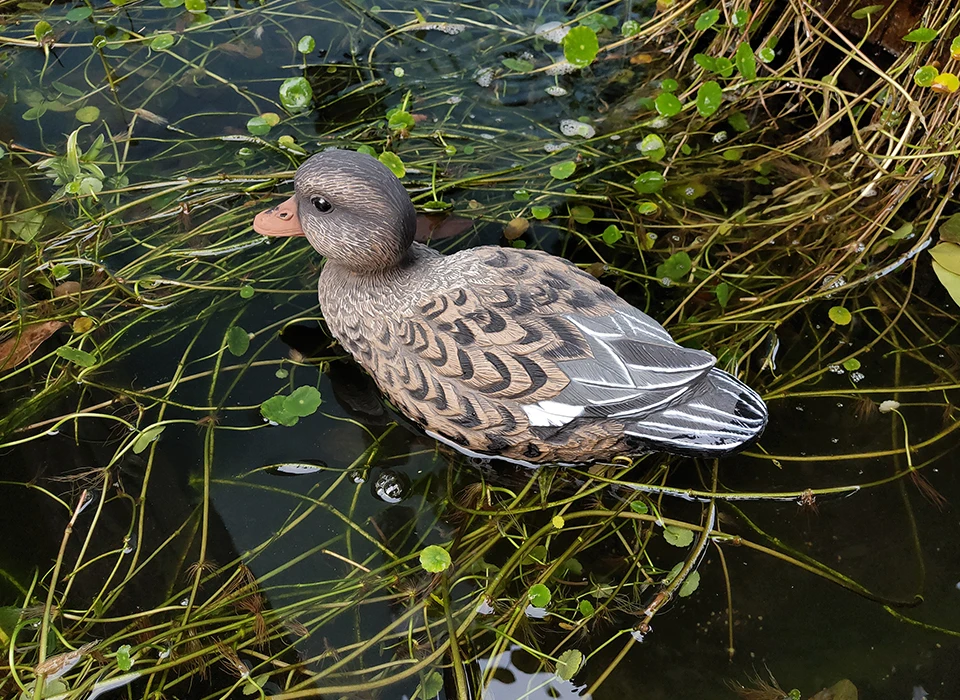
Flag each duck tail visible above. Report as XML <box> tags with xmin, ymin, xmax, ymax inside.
<box><xmin>624</xmin><ymin>369</ymin><xmax>767</xmax><ymax>458</ymax></box>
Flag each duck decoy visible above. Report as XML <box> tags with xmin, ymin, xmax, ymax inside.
<box><xmin>253</xmin><ymin>150</ymin><xmax>767</xmax><ymax>464</ymax></box>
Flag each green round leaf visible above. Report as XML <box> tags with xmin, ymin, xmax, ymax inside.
<box><xmin>184</xmin><ymin>0</ymin><xmax>206</xmax><ymax>13</ymax></box>
<box><xmin>246</xmin><ymin>116</ymin><xmax>271</xmax><ymax>136</ymax></box>
<box><xmin>378</xmin><ymin>151</ymin><xmax>406</xmax><ymax>178</ymax></box>
<box><xmin>550</xmin><ymin>161</ymin><xmax>576</xmax><ymax>179</ymax></box>
<box><xmin>757</xmin><ymin>46</ymin><xmax>775</xmax><ymax>63</ymax></box>
<box><xmin>716</xmin><ymin>282</ymin><xmax>732</xmax><ymax>308</ymax></box>
<box><xmin>640</xmin><ymin>133</ymin><xmax>666</xmax><ymax>161</ymax></box>
<box><xmin>419</xmin><ymin>671</ymin><xmax>444</xmax><ymax>699</ymax></box>
<box><xmin>842</xmin><ymin>358</ymin><xmax>861</xmax><ymax>371</ymax></box>
<box><xmin>570</xmin><ymin>205</ymin><xmax>594</xmax><ymax>224</ymax></box>
<box><xmin>629</xmin><ymin>500</ymin><xmax>648</xmax><ymax>514</ymax></box>
<box><xmin>513</xmin><ymin>189</ymin><xmax>531</xmax><ymax>201</ymax></box>
<box><xmin>578</xmin><ymin>599</ymin><xmax>595</xmax><ymax>616</ymax></box>
<box><xmin>297</xmin><ymin>35</ymin><xmax>315</xmax><ymax>53</ymax></box>
<box><xmin>56</xmin><ymin>346</ymin><xmax>97</xmax><ymax>367</ymax></box>
<box><xmin>732</xmin><ymin>9</ymin><xmax>749</xmax><ymax>27</ymax></box>
<box><xmin>150</xmin><ymin>34</ymin><xmax>175</xmax><ymax>51</ymax></box>
<box><xmin>502</xmin><ymin>57</ymin><xmax>534</xmax><ymax>72</ymax></box>
<box><xmin>663</xmin><ymin>525</ymin><xmax>694</xmax><ymax>547</ymax></box>
<box><xmin>695</xmin><ymin>8</ymin><xmax>720</xmax><ymax>31</ymax></box>
<box><xmin>555</xmin><ymin>649</ymin><xmax>584</xmax><ymax>681</ymax></box>
<box><xmin>696</xmin><ymin>81</ymin><xmax>723</xmax><ymax>117</ymax></box>
<box><xmin>655</xmin><ymin>92</ymin><xmax>682</xmax><ymax>117</ymax></box>
<box><xmin>226</xmin><ymin>326</ymin><xmax>250</xmax><ymax>356</ymax></box>
<box><xmin>562</xmin><ymin>26</ymin><xmax>599</xmax><ymax>68</ymax></box>
<box><xmin>621</xmin><ymin>19</ymin><xmax>641</xmax><ymax>36</ymax></box>
<box><xmin>279</xmin><ymin>77</ymin><xmax>314</xmax><ymax>112</ymax></box>
<box><xmin>722</xmin><ymin>147</ymin><xmax>743</xmax><ymax>161</ymax></box>
<box><xmin>261</xmin><ymin>396</ymin><xmax>298</xmax><ymax>426</ymax></box>
<box><xmin>633</xmin><ymin>170</ymin><xmax>665</xmax><ymax>194</ymax></box>
<box><xmin>283</xmin><ymin>385</ymin><xmax>322</xmax><ymax>417</ymax></box>
<box><xmin>419</xmin><ymin>545</ymin><xmax>451</xmax><ymax>573</ymax></box>
<box><xmin>636</xmin><ymin>201</ymin><xmax>658</xmax><ymax>215</ymax></box>
<box><xmin>528</xmin><ymin>583</ymin><xmax>551</xmax><ymax>607</ymax></box>
<box><xmin>34</xmin><ymin>20</ymin><xmax>53</xmax><ymax>43</ymax></box>
<box><xmin>656</xmin><ymin>251</ymin><xmax>692</xmax><ymax>282</ymax></box>
<box><xmin>851</xmin><ymin>4</ymin><xmax>884</xmax><ymax>19</ymax></box>
<box><xmin>828</xmin><ymin>306</ymin><xmax>852</xmax><ymax>325</ymax></box>
<box><xmin>914</xmin><ymin>65</ymin><xmax>939</xmax><ymax>87</ymax></box>
<box><xmin>75</xmin><ymin>106</ymin><xmax>100</xmax><ymax>123</ymax></box>
<box><xmin>601</xmin><ymin>225</ymin><xmax>622</xmax><ymax>245</ymax></box>
<box><xmin>239</xmin><ymin>284</ymin><xmax>255</xmax><ymax>299</ymax></box>
<box><xmin>531</xmin><ymin>205</ymin><xmax>551</xmax><ymax>220</ymax></box>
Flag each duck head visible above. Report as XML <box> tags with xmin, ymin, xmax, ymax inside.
<box><xmin>253</xmin><ymin>150</ymin><xmax>417</xmax><ymax>272</ymax></box>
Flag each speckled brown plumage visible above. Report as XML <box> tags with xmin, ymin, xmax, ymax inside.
<box><xmin>253</xmin><ymin>150</ymin><xmax>768</xmax><ymax>464</ymax></box>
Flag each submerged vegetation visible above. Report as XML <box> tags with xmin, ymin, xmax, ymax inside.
<box><xmin>1</xmin><ymin>0</ymin><xmax>959</xmax><ymax>698</ymax></box>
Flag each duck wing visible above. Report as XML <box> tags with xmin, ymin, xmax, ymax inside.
<box><xmin>381</xmin><ymin>247</ymin><xmax>766</xmax><ymax>458</ymax></box>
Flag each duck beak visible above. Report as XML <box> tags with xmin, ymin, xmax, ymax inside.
<box><xmin>253</xmin><ymin>195</ymin><xmax>305</xmax><ymax>237</ymax></box>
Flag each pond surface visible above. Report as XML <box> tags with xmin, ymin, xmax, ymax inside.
<box><xmin>1</xmin><ymin>1</ymin><xmax>959</xmax><ymax>699</ymax></box>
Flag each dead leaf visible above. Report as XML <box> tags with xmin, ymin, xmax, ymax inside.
<box><xmin>0</xmin><ymin>321</ymin><xmax>66</xmax><ymax>370</ymax></box>
<box><xmin>217</xmin><ymin>42</ymin><xmax>263</xmax><ymax>59</ymax></box>
<box><xmin>35</xmin><ymin>640</ymin><xmax>99</xmax><ymax>680</ymax></box>
<box><xmin>72</xmin><ymin>317</ymin><xmax>95</xmax><ymax>334</ymax></box>
<box><xmin>133</xmin><ymin>108</ymin><xmax>168</xmax><ymax>126</ymax></box>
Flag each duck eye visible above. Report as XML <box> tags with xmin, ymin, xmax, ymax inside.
<box><xmin>311</xmin><ymin>196</ymin><xmax>333</xmax><ymax>213</ymax></box>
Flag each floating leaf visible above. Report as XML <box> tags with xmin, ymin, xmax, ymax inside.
<box><xmin>851</xmin><ymin>4</ymin><xmax>885</xmax><ymax>18</ymax></box>
<box><xmin>695</xmin><ymin>8</ymin><xmax>720</xmax><ymax>32</ymax></box>
<box><xmin>656</xmin><ymin>251</ymin><xmax>692</xmax><ymax>281</ymax></box>
<box><xmin>842</xmin><ymin>358</ymin><xmax>861</xmax><ymax>371</ymax></box>
<box><xmin>562</xmin><ymin>26</ymin><xmax>599</xmax><ymax>67</ymax></box>
<box><xmin>387</xmin><ymin>109</ymin><xmax>415</xmax><ymax>131</ymax></box>
<box><xmin>633</xmin><ymin>170</ymin><xmax>665</xmax><ymax>193</ymax></box>
<box><xmin>297</xmin><ymin>35</ymin><xmax>315</xmax><ymax>53</ymax></box>
<box><xmin>696</xmin><ymin>81</ymin><xmax>723</xmax><ymax>116</ymax></box>
<box><xmin>528</xmin><ymin>583</ymin><xmax>551</xmax><ymax>607</ymax></box>
<box><xmin>378</xmin><ymin>151</ymin><xmax>405</xmax><ymax>178</ymax></box>
<box><xmin>419</xmin><ymin>545</ymin><xmax>451</xmax><ymax>573</ymax></box>
<box><xmin>828</xmin><ymin>306</ymin><xmax>852</xmax><ymax>325</ymax></box>
<box><xmin>601</xmin><ymin>225</ymin><xmax>622</xmax><ymax>245</ymax></box>
<box><xmin>914</xmin><ymin>65</ymin><xmax>939</xmax><ymax>87</ymax></box>
<box><xmin>757</xmin><ymin>46</ymin><xmax>774</xmax><ymax>63</ymax></box>
<box><xmin>570</xmin><ymin>205</ymin><xmax>594</xmax><ymax>224</ymax></box>
<box><xmin>261</xmin><ymin>396</ymin><xmax>298</xmax><ymax>426</ymax></box>
<box><xmin>732</xmin><ymin>9</ymin><xmax>749</xmax><ymax>27</ymax></box>
<box><xmin>552</xmin><ymin>515</ymin><xmax>565</xmax><ymax>529</ymax></box>
<box><xmin>621</xmin><ymin>20</ymin><xmax>641</xmax><ymax>36</ymax></box>
<box><xmin>555</xmin><ymin>649</ymin><xmax>584</xmax><ymax>681</ymax></box>
<box><xmin>226</xmin><ymin>326</ymin><xmax>250</xmax><ymax>356</ymax></box>
<box><xmin>502</xmin><ymin>57</ymin><xmax>534</xmax><ymax>72</ymax></box>
<box><xmin>735</xmin><ymin>42</ymin><xmax>757</xmax><ymax>81</ymax></box>
<box><xmin>694</xmin><ymin>53</ymin><xmax>716</xmax><ymax>72</ymax></box>
<box><xmin>663</xmin><ymin>525</ymin><xmax>694</xmax><ymax>547</ymax></box>
<box><xmin>56</xmin><ymin>346</ymin><xmax>97</xmax><ymax>367</ymax></box>
<box><xmin>73</xmin><ymin>105</ymin><xmax>99</xmax><ymax>124</ymax></box>
<box><xmin>716</xmin><ymin>282</ymin><xmax>732</xmax><ymax>308</ymax></box>
<box><xmin>578</xmin><ymin>599</ymin><xmax>595</xmax><ymax>616</ymax></box>
<box><xmin>239</xmin><ymin>284</ymin><xmax>255</xmax><ymax>299</ymax></box>
<box><xmin>722</xmin><ymin>148</ymin><xmax>742</xmax><ymax>161</ymax></box>
<box><xmin>655</xmin><ymin>92</ymin><xmax>682</xmax><ymax>117</ymax></box>
<box><xmin>513</xmin><ymin>189</ymin><xmax>530</xmax><ymax>201</ymax></box>
<box><xmin>132</xmin><ymin>426</ymin><xmax>165</xmax><ymax>454</ymax></box>
<box><xmin>8</xmin><ymin>209</ymin><xmax>45</xmax><ymax>242</ymax></box>
<box><xmin>531</xmin><ymin>205</ymin><xmax>551</xmax><ymax>220</ymax></box>
<box><xmin>678</xmin><ymin>570</ymin><xmax>700</xmax><ymax>597</ymax></box>
<box><xmin>639</xmin><ymin>133</ymin><xmax>666</xmax><ymax>161</ymax></box>
<box><xmin>184</xmin><ymin>0</ymin><xmax>205</xmax><ymax>11</ymax></box>
<box><xmin>629</xmin><ymin>500</ymin><xmax>648</xmax><ymax>514</ymax></box>
<box><xmin>284</xmin><ymin>385</ymin><xmax>321</xmax><ymax>417</ymax></box>
<box><xmin>728</xmin><ymin>112</ymin><xmax>749</xmax><ymax>132</ymax></box>
<box><xmin>150</xmin><ymin>34</ymin><xmax>175</xmax><ymax>50</ymax></box>
<box><xmin>903</xmin><ymin>27</ymin><xmax>937</xmax><ymax>43</ymax></box>
<box><xmin>278</xmin><ymin>77</ymin><xmax>313</xmax><ymax>112</ymax></box>
<box><xmin>550</xmin><ymin>161</ymin><xmax>576</xmax><ymax>179</ymax></box>
<box><xmin>246</xmin><ymin>116</ymin><xmax>271</xmax><ymax>136</ymax></box>
<box><xmin>67</xmin><ymin>6</ymin><xmax>93</xmax><ymax>21</ymax></box>
<box><xmin>636</xmin><ymin>201</ymin><xmax>658</xmax><ymax>215</ymax></box>
<box><xmin>952</xmin><ymin>36</ymin><xmax>960</xmax><ymax>60</ymax></box>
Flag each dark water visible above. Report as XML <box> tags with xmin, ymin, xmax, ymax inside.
<box><xmin>1</xmin><ymin>1</ymin><xmax>959</xmax><ymax>699</ymax></box>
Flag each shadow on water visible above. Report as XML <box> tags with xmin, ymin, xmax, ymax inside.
<box><xmin>1</xmin><ymin>0</ymin><xmax>959</xmax><ymax>699</ymax></box>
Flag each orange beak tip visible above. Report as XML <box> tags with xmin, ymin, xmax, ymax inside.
<box><xmin>252</xmin><ymin>195</ymin><xmax>305</xmax><ymax>237</ymax></box>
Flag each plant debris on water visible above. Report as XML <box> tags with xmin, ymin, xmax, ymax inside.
<box><xmin>1</xmin><ymin>0</ymin><xmax>959</xmax><ymax>698</ymax></box>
